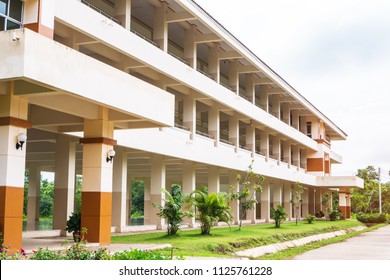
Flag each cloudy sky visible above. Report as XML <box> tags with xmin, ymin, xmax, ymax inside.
<box><xmin>195</xmin><ymin>0</ymin><xmax>390</xmax><ymax>181</ymax></box>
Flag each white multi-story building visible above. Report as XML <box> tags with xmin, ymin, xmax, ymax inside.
<box><xmin>0</xmin><ymin>0</ymin><xmax>363</xmax><ymax>252</ymax></box>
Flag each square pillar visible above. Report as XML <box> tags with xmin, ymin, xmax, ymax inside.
<box><xmin>53</xmin><ymin>134</ymin><xmax>76</xmax><ymax>233</ymax></box>
<box><xmin>301</xmin><ymin>188</ymin><xmax>309</xmax><ymax>218</ymax></box>
<box><xmin>229</xmin><ymin>171</ymin><xmax>240</xmax><ymax>225</ymax></box>
<box><xmin>112</xmin><ymin>147</ymin><xmax>128</xmax><ymax>232</ymax></box>
<box><xmin>0</xmin><ymin>89</ymin><xmax>30</xmax><ymax>253</ymax></box>
<box><xmin>308</xmin><ymin>188</ymin><xmax>315</xmax><ymax>215</ymax></box>
<box><xmin>283</xmin><ymin>184</ymin><xmax>292</xmax><ymax>221</ymax></box>
<box><xmin>229</xmin><ymin>117</ymin><xmax>239</xmax><ymax>151</ymax></box>
<box><xmin>184</xmin><ymin>25</ymin><xmax>197</xmax><ymax>68</ymax></box>
<box><xmin>209</xmin><ymin>44</ymin><xmax>220</xmax><ymax>82</ymax></box>
<box><xmin>246</xmin><ymin>125</ymin><xmax>256</xmax><ymax>156</ymax></box>
<box><xmin>182</xmin><ymin>162</ymin><xmax>196</xmax><ymax>227</ymax></box>
<box><xmin>208</xmin><ymin>110</ymin><xmax>220</xmax><ymax>146</ymax></box>
<box><xmin>229</xmin><ymin>60</ymin><xmax>239</xmax><ymax>94</ymax></box>
<box><xmin>153</xmin><ymin>2</ymin><xmax>168</xmax><ymax>51</ymax></box>
<box><xmin>26</xmin><ymin>165</ymin><xmax>41</xmax><ymax>230</ymax></box>
<box><xmin>80</xmin><ymin>115</ymin><xmax>115</xmax><ymax>245</ymax></box>
<box><xmin>143</xmin><ymin>177</ymin><xmax>151</xmax><ymax>225</ymax></box>
<box><xmin>273</xmin><ymin>183</ymin><xmax>282</xmax><ymax>208</ymax></box>
<box><xmin>315</xmin><ymin>188</ymin><xmax>323</xmax><ymax>213</ymax></box>
<box><xmin>183</xmin><ymin>96</ymin><xmax>196</xmax><ymax>139</ymax></box>
<box><xmin>114</xmin><ymin>0</ymin><xmax>131</xmax><ymax>30</ymax></box>
<box><xmin>261</xmin><ymin>182</ymin><xmax>270</xmax><ymax>222</ymax></box>
<box><xmin>23</xmin><ymin>0</ymin><xmax>55</xmax><ymax>39</ymax></box>
<box><xmin>208</xmin><ymin>166</ymin><xmax>220</xmax><ymax>193</ymax></box>
<box><xmin>150</xmin><ymin>155</ymin><xmax>166</xmax><ymax>229</ymax></box>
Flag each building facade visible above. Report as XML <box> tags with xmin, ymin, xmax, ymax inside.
<box><xmin>0</xmin><ymin>0</ymin><xmax>363</xmax><ymax>252</ymax></box>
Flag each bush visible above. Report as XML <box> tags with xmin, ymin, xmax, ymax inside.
<box><xmin>306</xmin><ymin>214</ymin><xmax>316</xmax><ymax>224</ymax></box>
<box><xmin>329</xmin><ymin>210</ymin><xmax>339</xmax><ymax>221</ymax></box>
<box><xmin>315</xmin><ymin>211</ymin><xmax>325</xmax><ymax>218</ymax></box>
<box><xmin>356</xmin><ymin>213</ymin><xmax>388</xmax><ymax>224</ymax></box>
<box><xmin>113</xmin><ymin>249</ymin><xmax>171</xmax><ymax>260</ymax></box>
<box><xmin>270</xmin><ymin>205</ymin><xmax>288</xmax><ymax>228</ymax></box>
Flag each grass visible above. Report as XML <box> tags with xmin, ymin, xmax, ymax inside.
<box><xmin>258</xmin><ymin>223</ymin><xmax>387</xmax><ymax>260</ymax></box>
<box><xmin>111</xmin><ymin>220</ymin><xmax>363</xmax><ymax>258</ymax></box>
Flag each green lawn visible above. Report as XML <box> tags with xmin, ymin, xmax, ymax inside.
<box><xmin>111</xmin><ymin>220</ymin><xmax>363</xmax><ymax>258</ymax></box>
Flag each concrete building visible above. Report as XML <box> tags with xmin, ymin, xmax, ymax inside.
<box><xmin>0</xmin><ymin>0</ymin><xmax>363</xmax><ymax>253</ymax></box>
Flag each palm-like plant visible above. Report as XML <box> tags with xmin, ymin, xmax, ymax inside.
<box><xmin>187</xmin><ymin>187</ymin><xmax>232</xmax><ymax>235</ymax></box>
<box><xmin>153</xmin><ymin>185</ymin><xmax>192</xmax><ymax>236</ymax></box>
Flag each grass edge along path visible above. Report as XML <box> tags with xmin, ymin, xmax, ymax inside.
<box><xmin>258</xmin><ymin>223</ymin><xmax>387</xmax><ymax>260</ymax></box>
<box><xmin>111</xmin><ymin>220</ymin><xmax>364</xmax><ymax>258</ymax></box>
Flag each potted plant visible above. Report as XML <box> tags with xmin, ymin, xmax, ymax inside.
<box><xmin>66</xmin><ymin>212</ymin><xmax>81</xmax><ymax>242</ymax></box>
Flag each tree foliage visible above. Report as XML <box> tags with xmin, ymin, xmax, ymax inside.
<box><xmin>271</xmin><ymin>205</ymin><xmax>288</xmax><ymax>228</ymax></box>
<box><xmin>131</xmin><ymin>180</ymin><xmax>145</xmax><ymax>216</ymax></box>
<box><xmin>186</xmin><ymin>187</ymin><xmax>232</xmax><ymax>235</ymax></box>
<box><xmin>228</xmin><ymin>161</ymin><xmax>264</xmax><ymax>230</ymax></box>
<box><xmin>290</xmin><ymin>182</ymin><xmax>307</xmax><ymax>225</ymax></box>
<box><xmin>352</xmin><ymin>166</ymin><xmax>390</xmax><ymax>214</ymax></box>
<box><xmin>153</xmin><ymin>185</ymin><xmax>192</xmax><ymax>236</ymax></box>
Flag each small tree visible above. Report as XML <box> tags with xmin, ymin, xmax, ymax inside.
<box><xmin>153</xmin><ymin>185</ymin><xmax>192</xmax><ymax>236</ymax></box>
<box><xmin>290</xmin><ymin>182</ymin><xmax>307</xmax><ymax>225</ymax></box>
<box><xmin>187</xmin><ymin>187</ymin><xmax>232</xmax><ymax>235</ymax></box>
<box><xmin>271</xmin><ymin>205</ymin><xmax>288</xmax><ymax>228</ymax></box>
<box><xmin>229</xmin><ymin>161</ymin><xmax>264</xmax><ymax>230</ymax></box>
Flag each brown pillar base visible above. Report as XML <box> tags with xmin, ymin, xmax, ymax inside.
<box><xmin>81</xmin><ymin>192</ymin><xmax>112</xmax><ymax>245</ymax></box>
<box><xmin>0</xmin><ymin>187</ymin><xmax>24</xmax><ymax>254</ymax></box>
<box><xmin>339</xmin><ymin>206</ymin><xmax>351</xmax><ymax>220</ymax></box>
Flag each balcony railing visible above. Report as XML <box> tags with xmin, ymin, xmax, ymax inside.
<box><xmin>220</xmin><ymin>138</ymin><xmax>234</xmax><ymax>146</ymax></box>
<box><xmin>196</xmin><ymin>68</ymin><xmax>213</xmax><ymax>79</ymax></box>
<box><xmin>168</xmin><ymin>51</ymin><xmax>190</xmax><ymax>66</ymax></box>
<box><xmin>174</xmin><ymin>123</ymin><xmax>190</xmax><ymax>131</ymax></box>
<box><xmin>81</xmin><ymin>0</ymin><xmax>120</xmax><ymax>25</ymax></box>
<box><xmin>130</xmin><ymin>28</ymin><xmax>159</xmax><ymax>48</ymax></box>
<box><xmin>196</xmin><ymin>130</ymin><xmax>214</xmax><ymax>139</ymax></box>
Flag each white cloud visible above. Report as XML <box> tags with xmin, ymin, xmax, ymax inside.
<box><xmin>195</xmin><ymin>0</ymin><xmax>390</xmax><ymax>177</ymax></box>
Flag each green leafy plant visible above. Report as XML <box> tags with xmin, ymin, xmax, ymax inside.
<box><xmin>329</xmin><ymin>210</ymin><xmax>339</xmax><ymax>221</ymax></box>
<box><xmin>271</xmin><ymin>205</ymin><xmax>288</xmax><ymax>228</ymax></box>
<box><xmin>186</xmin><ymin>187</ymin><xmax>232</xmax><ymax>235</ymax></box>
<box><xmin>153</xmin><ymin>185</ymin><xmax>192</xmax><ymax>236</ymax></box>
<box><xmin>66</xmin><ymin>212</ymin><xmax>81</xmax><ymax>242</ymax></box>
<box><xmin>229</xmin><ymin>161</ymin><xmax>264</xmax><ymax>230</ymax></box>
<box><xmin>290</xmin><ymin>182</ymin><xmax>307</xmax><ymax>225</ymax></box>
<box><xmin>356</xmin><ymin>213</ymin><xmax>388</xmax><ymax>224</ymax></box>
<box><xmin>315</xmin><ymin>211</ymin><xmax>325</xmax><ymax>218</ymax></box>
<box><xmin>306</xmin><ymin>214</ymin><xmax>316</xmax><ymax>224</ymax></box>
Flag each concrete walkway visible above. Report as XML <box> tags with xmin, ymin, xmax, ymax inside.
<box><xmin>292</xmin><ymin>224</ymin><xmax>390</xmax><ymax>260</ymax></box>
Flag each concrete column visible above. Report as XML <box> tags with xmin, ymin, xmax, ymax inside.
<box><xmin>53</xmin><ymin>134</ymin><xmax>76</xmax><ymax>233</ymax></box>
<box><xmin>26</xmin><ymin>165</ymin><xmax>41</xmax><ymax>231</ymax></box>
<box><xmin>114</xmin><ymin>0</ymin><xmax>131</xmax><ymax>30</ymax></box>
<box><xmin>229</xmin><ymin>171</ymin><xmax>240</xmax><ymax>225</ymax></box>
<box><xmin>112</xmin><ymin>147</ymin><xmax>128</xmax><ymax>232</ymax></box>
<box><xmin>246</xmin><ymin>125</ymin><xmax>255</xmax><ymax>156</ymax></box>
<box><xmin>272</xmin><ymin>136</ymin><xmax>281</xmax><ymax>162</ymax></box>
<box><xmin>208</xmin><ymin>109</ymin><xmax>220</xmax><ymax>146</ymax></box>
<box><xmin>301</xmin><ymin>188</ymin><xmax>309</xmax><ymax>218</ymax></box>
<box><xmin>81</xmin><ymin>110</ymin><xmax>115</xmax><ymax>245</ymax></box>
<box><xmin>143</xmin><ymin>177</ymin><xmax>151</xmax><ymax>225</ymax></box>
<box><xmin>150</xmin><ymin>155</ymin><xmax>166</xmax><ymax>229</ymax></box>
<box><xmin>292</xmin><ymin>145</ymin><xmax>300</xmax><ymax>168</ymax></box>
<box><xmin>245</xmin><ymin>73</ymin><xmax>255</xmax><ymax>103</ymax></box>
<box><xmin>23</xmin><ymin>0</ymin><xmax>55</xmax><ymax>39</ymax></box>
<box><xmin>273</xmin><ymin>183</ymin><xmax>282</xmax><ymax>208</ymax></box>
<box><xmin>281</xmin><ymin>103</ymin><xmax>290</xmax><ymax>124</ymax></box>
<box><xmin>283</xmin><ymin>184</ymin><xmax>292</xmax><ymax>221</ymax></box>
<box><xmin>270</xmin><ymin>95</ymin><xmax>281</xmax><ymax>119</ymax></box>
<box><xmin>260</xmin><ymin>131</ymin><xmax>269</xmax><ymax>159</ymax></box>
<box><xmin>308</xmin><ymin>188</ymin><xmax>315</xmax><ymax>215</ymax></box>
<box><xmin>208</xmin><ymin>166</ymin><xmax>220</xmax><ymax>193</ymax></box>
<box><xmin>183</xmin><ymin>96</ymin><xmax>196</xmax><ymax>139</ymax></box>
<box><xmin>229</xmin><ymin>116</ymin><xmax>239</xmax><ymax>151</ymax></box>
<box><xmin>182</xmin><ymin>161</ymin><xmax>196</xmax><ymax>227</ymax></box>
<box><xmin>208</xmin><ymin>44</ymin><xmax>220</xmax><ymax>83</ymax></box>
<box><xmin>315</xmin><ymin>188</ymin><xmax>322</xmax><ymax>212</ymax></box>
<box><xmin>261</xmin><ymin>182</ymin><xmax>270</xmax><ymax>222</ymax></box>
<box><xmin>126</xmin><ymin>178</ymin><xmax>131</xmax><ymax>226</ymax></box>
<box><xmin>229</xmin><ymin>60</ymin><xmax>239</xmax><ymax>94</ymax></box>
<box><xmin>259</xmin><ymin>87</ymin><xmax>268</xmax><ymax>111</ymax></box>
<box><xmin>184</xmin><ymin>25</ymin><xmax>197</xmax><ymax>68</ymax></box>
<box><xmin>0</xmin><ymin>87</ymin><xmax>29</xmax><ymax>253</ymax></box>
<box><xmin>339</xmin><ymin>192</ymin><xmax>351</xmax><ymax>219</ymax></box>
<box><xmin>153</xmin><ymin>2</ymin><xmax>168</xmax><ymax>51</ymax></box>
<box><xmin>291</xmin><ymin>110</ymin><xmax>299</xmax><ymax>130</ymax></box>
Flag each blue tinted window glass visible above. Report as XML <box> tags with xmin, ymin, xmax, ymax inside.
<box><xmin>9</xmin><ymin>0</ymin><xmax>22</xmax><ymax>21</ymax></box>
<box><xmin>0</xmin><ymin>0</ymin><xmax>7</xmax><ymax>15</ymax></box>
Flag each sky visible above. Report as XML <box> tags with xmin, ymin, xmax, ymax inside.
<box><xmin>195</xmin><ymin>0</ymin><xmax>390</xmax><ymax>181</ymax></box>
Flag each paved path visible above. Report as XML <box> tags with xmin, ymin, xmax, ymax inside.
<box><xmin>292</xmin><ymin>224</ymin><xmax>390</xmax><ymax>260</ymax></box>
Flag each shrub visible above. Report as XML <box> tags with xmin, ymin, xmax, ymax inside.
<box><xmin>270</xmin><ymin>205</ymin><xmax>288</xmax><ymax>228</ymax></box>
<box><xmin>329</xmin><ymin>210</ymin><xmax>339</xmax><ymax>221</ymax></box>
<box><xmin>66</xmin><ymin>212</ymin><xmax>81</xmax><ymax>242</ymax></box>
<box><xmin>356</xmin><ymin>213</ymin><xmax>388</xmax><ymax>224</ymax></box>
<box><xmin>315</xmin><ymin>211</ymin><xmax>325</xmax><ymax>218</ymax></box>
<box><xmin>306</xmin><ymin>214</ymin><xmax>316</xmax><ymax>224</ymax></box>
<box><xmin>112</xmin><ymin>249</ymin><xmax>170</xmax><ymax>260</ymax></box>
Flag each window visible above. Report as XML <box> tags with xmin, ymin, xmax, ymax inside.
<box><xmin>306</xmin><ymin>122</ymin><xmax>312</xmax><ymax>138</ymax></box>
<box><xmin>0</xmin><ymin>0</ymin><xmax>22</xmax><ymax>31</ymax></box>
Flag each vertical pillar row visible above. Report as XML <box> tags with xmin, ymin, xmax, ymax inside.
<box><xmin>150</xmin><ymin>155</ymin><xmax>166</xmax><ymax>229</ymax></box>
<box><xmin>112</xmin><ymin>147</ymin><xmax>128</xmax><ymax>232</ymax></box>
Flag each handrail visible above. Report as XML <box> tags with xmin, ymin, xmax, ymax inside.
<box><xmin>130</xmin><ymin>28</ymin><xmax>159</xmax><ymax>48</ymax></box>
<box><xmin>81</xmin><ymin>0</ymin><xmax>121</xmax><ymax>25</ymax></box>
<box><xmin>220</xmin><ymin>138</ymin><xmax>234</xmax><ymax>146</ymax></box>
<box><xmin>196</xmin><ymin>68</ymin><xmax>213</xmax><ymax>79</ymax></box>
<box><xmin>196</xmin><ymin>130</ymin><xmax>214</xmax><ymax>139</ymax></box>
<box><xmin>174</xmin><ymin>123</ymin><xmax>190</xmax><ymax>131</ymax></box>
<box><xmin>168</xmin><ymin>51</ymin><xmax>190</xmax><ymax>66</ymax></box>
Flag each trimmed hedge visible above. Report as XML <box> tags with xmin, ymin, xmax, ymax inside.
<box><xmin>356</xmin><ymin>213</ymin><xmax>389</xmax><ymax>224</ymax></box>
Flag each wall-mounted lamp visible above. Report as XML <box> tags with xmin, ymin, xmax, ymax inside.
<box><xmin>16</xmin><ymin>133</ymin><xmax>27</xmax><ymax>150</ymax></box>
<box><xmin>106</xmin><ymin>149</ymin><xmax>116</xmax><ymax>163</ymax></box>
<box><xmin>12</xmin><ymin>31</ymin><xmax>20</xmax><ymax>42</ymax></box>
